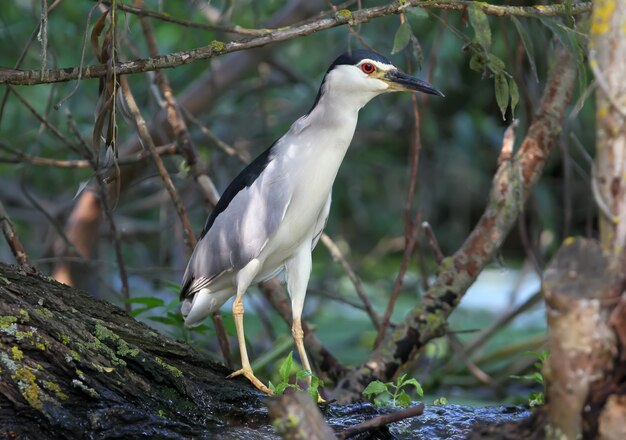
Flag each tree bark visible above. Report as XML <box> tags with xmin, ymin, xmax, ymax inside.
<box><xmin>542</xmin><ymin>238</ymin><xmax>619</xmax><ymax>439</ymax></box>
<box><xmin>0</xmin><ymin>262</ymin><xmax>269</xmax><ymax>438</ymax></box>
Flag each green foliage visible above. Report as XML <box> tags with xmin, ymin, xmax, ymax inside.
<box><xmin>362</xmin><ymin>373</ymin><xmax>424</xmax><ymax>407</ymax></box>
<box><xmin>468</xmin><ymin>6</ymin><xmax>492</xmax><ymax>53</ymax></box>
<box><xmin>392</xmin><ymin>22</ymin><xmax>412</xmax><ymax>55</ymax></box>
<box><xmin>511</xmin><ymin>351</ymin><xmax>549</xmax><ymax>408</ymax></box>
<box><xmin>494</xmin><ymin>72</ymin><xmax>509</xmax><ymax>121</ymax></box>
<box><xmin>268</xmin><ymin>352</ymin><xmax>322</xmax><ymax>402</ymax></box>
<box><xmin>433</xmin><ymin>397</ymin><xmax>448</xmax><ymax>406</ymax></box>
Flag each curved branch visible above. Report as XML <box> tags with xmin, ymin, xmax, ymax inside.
<box><xmin>0</xmin><ymin>1</ymin><xmax>591</xmax><ymax>86</ymax></box>
<box><xmin>333</xmin><ymin>46</ymin><xmax>578</xmax><ymax>402</ymax></box>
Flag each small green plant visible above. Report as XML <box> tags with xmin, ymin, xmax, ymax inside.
<box><xmin>362</xmin><ymin>373</ymin><xmax>423</xmax><ymax>407</ymax></box>
<box><xmin>268</xmin><ymin>352</ymin><xmax>322</xmax><ymax>402</ymax></box>
<box><xmin>511</xmin><ymin>350</ymin><xmax>548</xmax><ymax>407</ymax></box>
<box><xmin>433</xmin><ymin>397</ymin><xmax>448</xmax><ymax>406</ymax></box>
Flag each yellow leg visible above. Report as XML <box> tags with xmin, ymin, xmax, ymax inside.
<box><xmin>227</xmin><ymin>295</ymin><xmax>273</xmax><ymax>395</ymax></box>
<box><xmin>292</xmin><ymin>317</ymin><xmax>325</xmax><ymax>403</ymax></box>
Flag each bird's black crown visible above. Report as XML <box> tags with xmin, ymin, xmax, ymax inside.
<box><xmin>328</xmin><ymin>49</ymin><xmax>392</xmax><ymax>72</ymax></box>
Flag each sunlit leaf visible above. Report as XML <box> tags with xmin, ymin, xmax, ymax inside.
<box><xmin>469</xmin><ymin>6</ymin><xmax>491</xmax><ymax>52</ymax></box>
<box><xmin>400</xmin><ymin>378</ymin><xmax>424</xmax><ymax>397</ymax></box>
<box><xmin>396</xmin><ymin>390</ymin><xmax>411</xmax><ymax>407</ymax></box>
<box><xmin>278</xmin><ymin>351</ymin><xmax>293</xmax><ymax>382</ymax></box>
<box><xmin>511</xmin><ymin>17</ymin><xmax>538</xmax><ymax>82</ymax></box>
<box><xmin>494</xmin><ymin>72</ymin><xmax>509</xmax><ymax>120</ymax></box>
<box><xmin>509</xmin><ymin>78</ymin><xmax>520</xmax><ymax>118</ymax></box>
<box><xmin>362</xmin><ymin>380</ymin><xmax>388</xmax><ymax>398</ymax></box>
<box><xmin>392</xmin><ymin>22</ymin><xmax>412</xmax><ymax>55</ymax></box>
<box><xmin>433</xmin><ymin>397</ymin><xmax>448</xmax><ymax>406</ymax></box>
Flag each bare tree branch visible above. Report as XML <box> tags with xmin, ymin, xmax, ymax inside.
<box><xmin>119</xmin><ymin>76</ymin><xmax>197</xmax><ymax>250</ymax></box>
<box><xmin>0</xmin><ymin>1</ymin><xmax>591</xmax><ymax>86</ymax></box>
<box><xmin>0</xmin><ymin>200</ymin><xmax>32</xmax><ymax>270</ymax></box>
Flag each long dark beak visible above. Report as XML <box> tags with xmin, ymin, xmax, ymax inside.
<box><xmin>384</xmin><ymin>70</ymin><xmax>444</xmax><ymax>97</ymax></box>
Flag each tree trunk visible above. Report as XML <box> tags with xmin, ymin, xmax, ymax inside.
<box><xmin>0</xmin><ymin>262</ymin><xmax>269</xmax><ymax>439</ymax></box>
<box><xmin>542</xmin><ymin>238</ymin><xmax>620</xmax><ymax>439</ymax></box>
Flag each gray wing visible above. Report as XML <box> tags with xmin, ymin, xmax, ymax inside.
<box><xmin>180</xmin><ymin>155</ymin><xmax>292</xmax><ymax>298</ymax></box>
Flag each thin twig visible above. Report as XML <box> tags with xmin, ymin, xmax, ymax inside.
<box><xmin>464</xmin><ymin>290</ymin><xmax>542</xmax><ymax>358</ymax></box>
<box><xmin>0</xmin><ymin>0</ymin><xmax>61</xmax><ymax>125</ymax></box>
<box><xmin>67</xmin><ymin>112</ymin><xmax>131</xmax><ymax>310</ymax></box>
<box><xmin>0</xmin><ymin>142</ymin><xmax>177</xmax><ymax>168</ymax></box>
<box><xmin>55</xmin><ymin>1</ymin><xmax>102</xmax><ymax>110</ymax></box>
<box><xmin>102</xmin><ymin>0</ymin><xmax>266</xmax><ymax>35</ymax></box>
<box><xmin>181</xmin><ymin>107</ymin><xmax>251</xmax><ymax>163</ymax></box>
<box><xmin>374</xmin><ymin>90</ymin><xmax>423</xmax><ymax>348</ymax></box>
<box><xmin>320</xmin><ymin>233</ymin><xmax>380</xmax><ymax>330</ymax></box>
<box><xmin>0</xmin><ymin>200</ymin><xmax>33</xmax><ymax>271</ymax></box>
<box><xmin>421</xmin><ymin>221</ymin><xmax>444</xmax><ymax>264</ymax></box>
<box><xmin>337</xmin><ymin>404</ymin><xmax>425</xmax><ymax>440</ymax></box>
<box><xmin>447</xmin><ymin>333</ymin><xmax>493</xmax><ymax>384</ymax></box>
<box><xmin>119</xmin><ymin>76</ymin><xmax>197</xmax><ymax>250</ymax></box>
<box><xmin>7</xmin><ymin>86</ymin><xmax>81</xmax><ymax>156</ymax></box>
<box><xmin>39</xmin><ymin>0</ymin><xmax>48</xmax><ymax>80</ymax></box>
<box><xmin>134</xmin><ymin>0</ymin><xmax>228</xmax><ymax>360</ymax></box>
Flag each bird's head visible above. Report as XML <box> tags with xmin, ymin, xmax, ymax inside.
<box><xmin>316</xmin><ymin>49</ymin><xmax>443</xmax><ymax>110</ymax></box>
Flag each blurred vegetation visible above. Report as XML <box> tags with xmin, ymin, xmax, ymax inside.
<box><xmin>0</xmin><ymin>0</ymin><xmax>595</xmax><ymax>405</ymax></box>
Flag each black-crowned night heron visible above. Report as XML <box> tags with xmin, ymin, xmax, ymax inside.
<box><xmin>180</xmin><ymin>49</ymin><xmax>443</xmax><ymax>395</ymax></box>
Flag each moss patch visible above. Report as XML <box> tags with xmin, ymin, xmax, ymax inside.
<box><xmin>42</xmin><ymin>380</ymin><xmax>69</xmax><ymax>401</ymax></box>
<box><xmin>208</xmin><ymin>40</ymin><xmax>226</xmax><ymax>53</ymax></box>
<box><xmin>13</xmin><ymin>367</ymin><xmax>42</xmax><ymax>410</ymax></box>
<box><xmin>155</xmin><ymin>356</ymin><xmax>183</xmax><ymax>378</ymax></box>
<box><xmin>11</xmin><ymin>346</ymin><xmax>23</xmax><ymax>361</ymax></box>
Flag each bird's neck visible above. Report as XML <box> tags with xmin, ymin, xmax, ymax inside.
<box><xmin>299</xmin><ymin>89</ymin><xmax>377</xmax><ymax>151</ymax></box>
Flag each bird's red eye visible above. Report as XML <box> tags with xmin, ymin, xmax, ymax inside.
<box><xmin>360</xmin><ymin>63</ymin><xmax>375</xmax><ymax>74</ymax></box>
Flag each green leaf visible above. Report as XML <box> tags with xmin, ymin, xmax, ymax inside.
<box><xmin>275</xmin><ymin>383</ymin><xmax>289</xmax><ymax>395</ymax></box>
<box><xmin>433</xmin><ymin>397</ymin><xmax>448</xmax><ymax>406</ymax></box>
<box><xmin>469</xmin><ymin>53</ymin><xmax>485</xmax><ymax>73</ymax></box>
<box><xmin>295</xmin><ymin>369</ymin><xmax>312</xmax><ymax>381</ymax></box>
<box><xmin>126</xmin><ymin>297</ymin><xmax>165</xmax><ymax>307</ymax></box>
<box><xmin>487</xmin><ymin>54</ymin><xmax>505</xmax><ymax>74</ymax></box>
<box><xmin>509</xmin><ymin>78</ymin><xmax>519</xmax><ymax>118</ymax></box>
<box><xmin>494</xmin><ymin>72</ymin><xmax>509</xmax><ymax>120</ymax></box>
<box><xmin>392</xmin><ymin>22</ymin><xmax>412</xmax><ymax>55</ymax></box>
<box><xmin>278</xmin><ymin>351</ymin><xmax>293</xmax><ymax>382</ymax></box>
<box><xmin>469</xmin><ymin>5</ymin><xmax>491</xmax><ymax>52</ymax></box>
<box><xmin>400</xmin><ymin>378</ymin><xmax>424</xmax><ymax>397</ymax></box>
<box><xmin>396</xmin><ymin>390</ymin><xmax>411</xmax><ymax>407</ymax></box>
<box><xmin>511</xmin><ymin>17</ymin><xmax>538</xmax><ymax>82</ymax></box>
<box><xmin>529</xmin><ymin>392</ymin><xmax>545</xmax><ymax>407</ymax></box>
<box><xmin>406</xmin><ymin>8</ymin><xmax>428</xmax><ymax>19</ymax></box>
<box><xmin>362</xmin><ymin>380</ymin><xmax>388</xmax><ymax>398</ymax></box>
<box><xmin>306</xmin><ymin>375</ymin><xmax>320</xmax><ymax>401</ymax></box>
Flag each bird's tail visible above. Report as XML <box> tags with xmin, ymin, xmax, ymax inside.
<box><xmin>181</xmin><ymin>288</ymin><xmax>232</xmax><ymax>327</ymax></box>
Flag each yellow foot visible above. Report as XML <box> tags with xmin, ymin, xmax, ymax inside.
<box><xmin>316</xmin><ymin>393</ymin><xmax>327</xmax><ymax>404</ymax></box>
<box><xmin>227</xmin><ymin>368</ymin><xmax>274</xmax><ymax>395</ymax></box>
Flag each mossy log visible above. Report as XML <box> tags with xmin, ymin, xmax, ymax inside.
<box><xmin>0</xmin><ymin>262</ymin><xmax>271</xmax><ymax>439</ymax></box>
